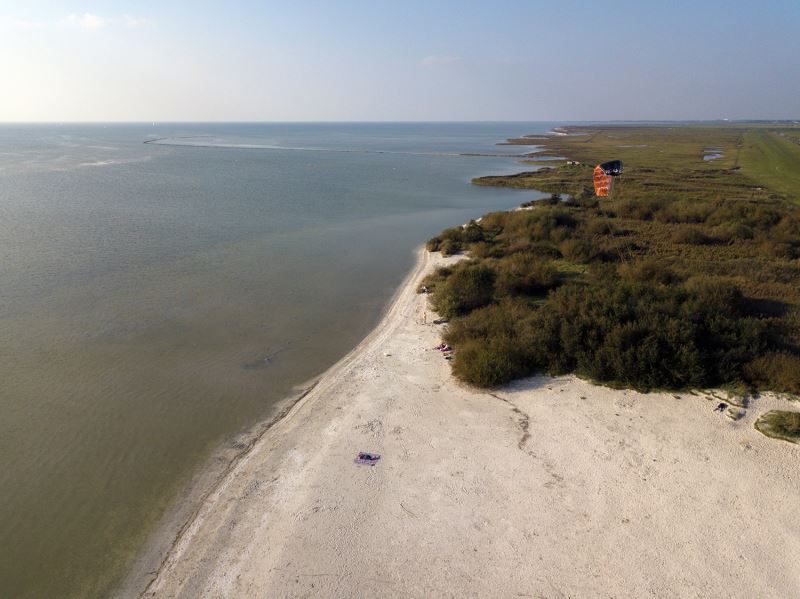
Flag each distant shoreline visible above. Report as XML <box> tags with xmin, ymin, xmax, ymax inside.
<box><xmin>143</xmin><ymin>135</ymin><xmax>528</xmax><ymax>158</ymax></box>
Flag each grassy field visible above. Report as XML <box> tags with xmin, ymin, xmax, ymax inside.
<box><xmin>422</xmin><ymin>124</ymin><xmax>800</xmax><ymax>394</ymax></box>
<box><xmin>477</xmin><ymin>124</ymin><xmax>800</xmax><ymax>202</ymax></box>
<box><xmin>739</xmin><ymin>129</ymin><xmax>800</xmax><ymax>203</ymax></box>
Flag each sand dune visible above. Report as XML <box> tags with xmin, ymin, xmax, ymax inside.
<box><xmin>140</xmin><ymin>249</ymin><xmax>800</xmax><ymax>598</ymax></box>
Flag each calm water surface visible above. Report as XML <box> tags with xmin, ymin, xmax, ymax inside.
<box><xmin>0</xmin><ymin>123</ymin><xmax>552</xmax><ymax>597</ymax></box>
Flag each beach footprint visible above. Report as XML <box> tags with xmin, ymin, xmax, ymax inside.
<box><xmin>355</xmin><ymin>419</ymin><xmax>384</xmax><ymax>438</ymax></box>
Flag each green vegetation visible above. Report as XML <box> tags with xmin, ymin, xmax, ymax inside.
<box><xmin>740</xmin><ymin>130</ymin><xmax>800</xmax><ymax>203</ymax></box>
<box><xmin>754</xmin><ymin>410</ymin><xmax>800</xmax><ymax>444</ymax></box>
<box><xmin>423</xmin><ymin>125</ymin><xmax>800</xmax><ymax>393</ymax></box>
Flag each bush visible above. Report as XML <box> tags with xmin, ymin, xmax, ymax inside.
<box><xmin>619</xmin><ymin>259</ymin><xmax>679</xmax><ymax>285</ymax></box>
<box><xmin>684</xmin><ymin>278</ymin><xmax>746</xmax><ymax>314</ymax></box>
<box><xmin>526</xmin><ymin>281</ymin><xmax>765</xmax><ymax>390</ymax></box>
<box><xmin>524</xmin><ymin>209</ymin><xmax>578</xmax><ymax>241</ymax></box>
<box><xmin>468</xmin><ymin>242</ymin><xmax>495</xmax><ymax>259</ymax></box>
<box><xmin>671</xmin><ymin>226</ymin><xmax>712</xmax><ymax>245</ymax></box>
<box><xmin>440</xmin><ymin>226</ymin><xmax>466</xmax><ymax>241</ymax></box>
<box><xmin>439</xmin><ymin>238</ymin><xmax>461</xmax><ymax>256</ymax></box>
<box><xmin>430</xmin><ymin>262</ymin><xmax>495</xmax><ymax>318</ymax></box>
<box><xmin>543</xmin><ymin>193</ymin><xmax>563</xmax><ymax>205</ymax></box>
<box><xmin>583</xmin><ymin>219</ymin><xmax>619</xmax><ymax>237</ymax></box>
<box><xmin>444</xmin><ymin>301</ymin><xmax>544</xmax><ymax>386</ymax></box>
<box><xmin>450</xmin><ymin>337</ymin><xmax>528</xmax><ymax>387</ymax></box>
<box><xmin>759</xmin><ymin>240</ymin><xmax>799</xmax><ymax>260</ymax></box>
<box><xmin>522</xmin><ymin>242</ymin><xmax>562</xmax><ymax>259</ymax></box>
<box><xmin>706</xmin><ymin>202</ymin><xmax>782</xmax><ymax>230</ymax></box>
<box><xmin>442</xmin><ymin>279</ymin><xmax>765</xmax><ymax>391</ymax></box>
<box><xmin>743</xmin><ymin>353</ymin><xmax>800</xmax><ymax>395</ymax></box>
<box><xmin>560</xmin><ymin>239</ymin><xmax>598</xmax><ymax>263</ymax></box>
<box><xmin>612</xmin><ymin>198</ymin><xmax>668</xmax><ymax>221</ymax></box>
<box><xmin>586</xmin><ymin>262</ymin><xmax>620</xmax><ymax>285</ymax></box>
<box><xmin>714</xmin><ymin>222</ymin><xmax>754</xmax><ymax>242</ymax></box>
<box><xmin>655</xmin><ymin>201</ymin><xmax>713</xmax><ymax>224</ymax></box>
<box><xmin>494</xmin><ymin>254</ymin><xmax>559</xmax><ymax>297</ymax></box>
<box><xmin>462</xmin><ymin>221</ymin><xmax>485</xmax><ymax>243</ymax></box>
<box><xmin>418</xmin><ymin>266</ymin><xmax>452</xmax><ymax>293</ymax></box>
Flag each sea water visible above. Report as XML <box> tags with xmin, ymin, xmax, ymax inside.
<box><xmin>0</xmin><ymin>122</ymin><xmax>552</xmax><ymax>597</ymax></box>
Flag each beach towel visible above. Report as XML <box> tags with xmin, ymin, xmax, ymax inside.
<box><xmin>354</xmin><ymin>452</ymin><xmax>381</xmax><ymax>465</ymax></box>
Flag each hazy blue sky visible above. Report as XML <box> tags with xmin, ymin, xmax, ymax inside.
<box><xmin>1</xmin><ymin>0</ymin><xmax>798</xmax><ymax>121</ymax></box>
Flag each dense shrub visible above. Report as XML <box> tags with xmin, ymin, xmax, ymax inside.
<box><xmin>563</xmin><ymin>194</ymin><xmax>599</xmax><ymax>209</ymax></box>
<box><xmin>468</xmin><ymin>242</ymin><xmax>495</xmax><ymax>259</ymax></box>
<box><xmin>583</xmin><ymin>219</ymin><xmax>619</xmax><ymax>237</ymax></box>
<box><xmin>671</xmin><ymin>226</ymin><xmax>712</xmax><ymax>245</ymax></box>
<box><xmin>713</xmin><ymin>222</ymin><xmax>754</xmax><ymax>242</ymax></box>
<box><xmin>655</xmin><ymin>200</ymin><xmax>714</xmax><ymax>224</ymax></box>
<box><xmin>494</xmin><ymin>254</ymin><xmax>559</xmax><ymax>297</ymax></box>
<box><xmin>450</xmin><ymin>336</ymin><xmax>528</xmax><ymax>387</ymax></box>
<box><xmin>619</xmin><ymin>259</ymin><xmax>679</xmax><ymax>285</ymax></box>
<box><xmin>760</xmin><ymin>240</ymin><xmax>799</xmax><ymax>260</ymax></box>
<box><xmin>526</xmin><ymin>281</ymin><xmax>764</xmax><ymax>390</ymax></box>
<box><xmin>462</xmin><ymin>221</ymin><xmax>485</xmax><ymax>243</ymax></box>
<box><xmin>683</xmin><ymin>277</ymin><xmax>747</xmax><ymax>313</ymax></box>
<box><xmin>612</xmin><ymin>198</ymin><xmax>667</xmax><ymax>220</ymax></box>
<box><xmin>430</xmin><ymin>262</ymin><xmax>495</xmax><ymax>318</ymax></box>
<box><xmin>426</xmin><ymin>237</ymin><xmax>442</xmax><ymax>252</ymax></box>
<box><xmin>522</xmin><ymin>209</ymin><xmax>578</xmax><ymax>241</ymax></box>
<box><xmin>423</xmin><ymin>175</ymin><xmax>800</xmax><ymax>394</ymax></box>
<box><xmin>706</xmin><ymin>203</ymin><xmax>783</xmax><ymax>230</ymax></box>
<box><xmin>438</xmin><ymin>277</ymin><xmax>766</xmax><ymax>390</ymax></box>
<box><xmin>440</xmin><ymin>226</ymin><xmax>467</xmax><ymax>241</ymax></box>
<box><xmin>418</xmin><ymin>265</ymin><xmax>451</xmax><ymax>294</ymax></box>
<box><xmin>523</xmin><ymin>242</ymin><xmax>562</xmax><ymax>259</ymax></box>
<box><xmin>743</xmin><ymin>353</ymin><xmax>800</xmax><ymax>394</ymax></box>
<box><xmin>444</xmin><ymin>301</ymin><xmax>541</xmax><ymax>386</ymax></box>
<box><xmin>439</xmin><ymin>238</ymin><xmax>461</xmax><ymax>256</ymax></box>
<box><xmin>559</xmin><ymin>238</ymin><xmax>598</xmax><ymax>263</ymax></box>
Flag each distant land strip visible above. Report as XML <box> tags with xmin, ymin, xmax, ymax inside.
<box><xmin>143</xmin><ymin>136</ymin><xmax>528</xmax><ymax>158</ymax></box>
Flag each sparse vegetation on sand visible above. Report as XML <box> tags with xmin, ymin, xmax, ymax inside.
<box><xmin>423</xmin><ymin>124</ymin><xmax>800</xmax><ymax>392</ymax></box>
<box><xmin>754</xmin><ymin>410</ymin><xmax>800</xmax><ymax>443</ymax></box>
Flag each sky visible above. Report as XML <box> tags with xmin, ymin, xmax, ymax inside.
<box><xmin>1</xmin><ymin>0</ymin><xmax>798</xmax><ymax>122</ymax></box>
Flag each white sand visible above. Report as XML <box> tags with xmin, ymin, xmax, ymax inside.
<box><xmin>141</xmin><ymin>249</ymin><xmax>800</xmax><ymax>598</ymax></box>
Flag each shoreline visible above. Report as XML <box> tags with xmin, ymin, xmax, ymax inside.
<box><xmin>119</xmin><ymin>381</ymin><xmax>319</xmax><ymax>597</ymax></box>
<box><xmin>133</xmin><ymin>245</ymin><xmax>799</xmax><ymax>598</ymax></box>
<box><xmin>122</xmin><ymin>247</ymin><xmax>433</xmax><ymax>597</ymax></box>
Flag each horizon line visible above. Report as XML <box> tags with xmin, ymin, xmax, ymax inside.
<box><xmin>1</xmin><ymin>118</ymin><xmax>799</xmax><ymax>126</ymax></box>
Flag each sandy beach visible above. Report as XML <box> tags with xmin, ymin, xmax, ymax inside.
<box><xmin>139</xmin><ymin>248</ymin><xmax>800</xmax><ymax>598</ymax></box>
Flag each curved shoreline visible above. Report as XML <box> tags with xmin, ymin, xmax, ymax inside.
<box><xmin>122</xmin><ymin>247</ymin><xmax>432</xmax><ymax>597</ymax></box>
